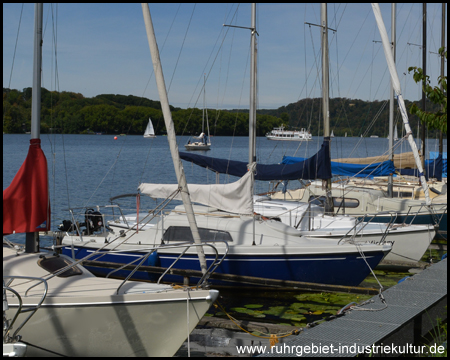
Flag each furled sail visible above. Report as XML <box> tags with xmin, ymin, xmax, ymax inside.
<box><xmin>179</xmin><ymin>140</ymin><xmax>332</xmax><ymax>181</ymax></box>
<box><xmin>139</xmin><ymin>163</ymin><xmax>255</xmax><ymax>215</ymax></box>
<box><xmin>3</xmin><ymin>139</ymin><xmax>51</xmax><ymax>235</ymax></box>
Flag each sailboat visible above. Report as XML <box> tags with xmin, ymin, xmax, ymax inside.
<box><xmin>143</xmin><ymin>117</ymin><xmax>156</xmax><ymax>138</ymax></box>
<box><xmin>60</xmin><ymin>3</ymin><xmax>392</xmax><ymax>287</ymax></box>
<box><xmin>3</xmin><ymin>4</ymin><xmax>218</xmax><ymax>357</ymax></box>
<box><xmin>272</xmin><ymin>4</ymin><xmax>447</xmax><ymax>243</ymax></box>
<box><xmin>185</xmin><ymin>75</ymin><xmax>211</xmax><ymax>150</ymax></box>
<box><xmin>386</xmin><ymin>126</ymin><xmax>398</xmax><ymax>141</ymax></box>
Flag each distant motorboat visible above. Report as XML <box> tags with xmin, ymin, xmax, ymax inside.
<box><xmin>370</xmin><ymin>135</ymin><xmax>379</xmax><ymax>138</ymax></box>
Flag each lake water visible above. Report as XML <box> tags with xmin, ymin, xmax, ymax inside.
<box><xmin>3</xmin><ymin>133</ymin><xmax>446</xmax><ymax>242</ymax></box>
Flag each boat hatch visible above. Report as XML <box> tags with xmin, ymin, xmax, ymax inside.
<box><xmin>37</xmin><ymin>256</ymin><xmax>83</xmax><ymax>277</ymax></box>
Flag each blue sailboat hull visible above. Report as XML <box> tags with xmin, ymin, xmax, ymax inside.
<box><xmin>62</xmin><ymin>246</ymin><xmax>386</xmax><ymax>287</ymax></box>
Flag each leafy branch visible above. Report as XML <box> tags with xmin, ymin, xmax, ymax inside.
<box><xmin>408</xmin><ymin>47</ymin><xmax>447</xmax><ymax>133</ymax></box>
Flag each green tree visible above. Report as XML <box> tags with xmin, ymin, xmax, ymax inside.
<box><xmin>408</xmin><ymin>47</ymin><xmax>447</xmax><ymax>133</ymax></box>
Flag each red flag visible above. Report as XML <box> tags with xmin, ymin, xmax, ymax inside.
<box><xmin>3</xmin><ymin>139</ymin><xmax>51</xmax><ymax>235</ymax></box>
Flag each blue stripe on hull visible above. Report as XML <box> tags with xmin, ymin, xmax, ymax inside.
<box><xmin>62</xmin><ymin>246</ymin><xmax>385</xmax><ymax>287</ymax></box>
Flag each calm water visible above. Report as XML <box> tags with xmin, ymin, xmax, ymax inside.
<box><xmin>3</xmin><ymin>133</ymin><xmax>446</xmax><ymax>241</ymax></box>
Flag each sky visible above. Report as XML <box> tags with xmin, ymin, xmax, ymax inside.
<box><xmin>3</xmin><ymin>3</ymin><xmax>447</xmax><ymax>110</ymax></box>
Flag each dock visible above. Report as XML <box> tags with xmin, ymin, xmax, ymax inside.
<box><xmin>176</xmin><ymin>258</ymin><xmax>447</xmax><ymax>357</ymax></box>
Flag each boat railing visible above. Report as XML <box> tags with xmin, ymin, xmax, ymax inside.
<box><xmin>3</xmin><ymin>276</ymin><xmax>48</xmax><ymax>344</ymax></box>
<box><xmin>104</xmin><ymin>241</ymin><xmax>229</xmax><ymax>294</ymax></box>
<box><xmin>338</xmin><ymin>211</ymin><xmax>398</xmax><ymax>245</ymax></box>
<box><xmin>402</xmin><ymin>203</ymin><xmax>446</xmax><ymax>227</ymax></box>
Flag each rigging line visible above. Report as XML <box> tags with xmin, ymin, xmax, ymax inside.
<box><xmin>6</xmin><ymin>3</ymin><xmax>24</xmax><ymax>91</ymax></box>
<box><xmin>187</xmin><ymin>4</ymin><xmax>241</xmax><ymax>110</ymax></box>
<box><xmin>226</xmin><ymin>41</ymin><xmax>251</xmax><ymax>170</ymax></box>
<box><xmin>180</xmin><ymin>5</ymin><xmax>241</xmax><ymax>139</ymax></box>
<box><xmin>167</xmin><ymin>4</ymin><xmax>196</xmax><ymax>93</ymax></box>
<box><xmin>349</xmin><ymin>100</ymin><xmax>389</xmax><ymax>158</ymax></box>
<box><xmin>216</xmin><ymin>5</ymin><xmax>242</xmax><ymax>122</ymax></box>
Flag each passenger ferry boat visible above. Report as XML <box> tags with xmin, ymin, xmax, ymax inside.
<box><xmin>265</xmin><ymin>124</ymin><xmax>312</xmax><ymax>141</ymax></box>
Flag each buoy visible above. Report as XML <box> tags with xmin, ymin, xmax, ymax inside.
<box><xmin>114</xmin><ymin>136</ymin><xmax>118</xmax><ymax>140</ymax></box>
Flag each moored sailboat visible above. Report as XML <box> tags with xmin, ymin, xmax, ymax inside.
<box><xmin>60</xmin><ymin>3</ymin><xmax>392</xmax><ymax>288</ymax></box>
<box><xmin>3</xmin><ymin>4</ymin><xmax>218</xmax><ymax>357</ymax></box>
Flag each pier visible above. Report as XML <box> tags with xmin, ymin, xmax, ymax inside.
<box><xmin>176</xmin><ymin>258</ymin><xmax>447</xmax><ymax>357</ymax></box>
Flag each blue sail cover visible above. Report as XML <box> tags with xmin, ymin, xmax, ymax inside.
<box><xmin>430</xmin><ymin>152</ymin><xmax>447</xmax><ymax>178</ymax></box>
<box><xmin>179</xmin><ymin>140</ymin><xmax>332</xmax><ymax>181</ymax></box>
<box><xmin>282</xmin><ymin>156</ymin><xmax>395</xmax><ymax>179</ymax></box>
<box><xmin>396</xmin><ymin>154</ymin><xmax>443</xmax><ymax>181</ymax></box>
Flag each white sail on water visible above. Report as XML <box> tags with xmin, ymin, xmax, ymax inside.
<box><xmin>143</xmin><ymin>118</ymin><xmax>156</xmax><ymax>138</ymax></box>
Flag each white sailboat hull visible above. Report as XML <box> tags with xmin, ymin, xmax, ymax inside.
<box><xmin>253</xmin><ymin>197</ymin><xmax>435</xmax><ymax>264</ymax></box>
<box><xmin>3</xmin><ymin>247</ymin><xmax>217</xmax><ymax>357</ymax></box>
<box><xmin>184</xmin><ymin>142</ymin><xmax>211</xmax><ymax>150</ymax></box>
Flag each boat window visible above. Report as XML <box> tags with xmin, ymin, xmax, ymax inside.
<box><xmin>333</xmin><ymin>197</ymin><xmax>360</xmax><ymax>208</ymax></box>
<box><xmin>38</xmin><ymin>256</ymin><xmax>83</xmax><ymax>277</ymax></box>
<box><xmin>163</xmin><ymin>226</ymin><xmax>233</xmax><ymax>242</ymax></box>
<box><xmin>308</xmin><ymin>196</ymin><xmax>360</xmax><ymax>208</ymax></box>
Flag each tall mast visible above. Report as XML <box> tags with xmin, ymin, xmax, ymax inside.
<box><xmin>249</xmin><ymin>3</ymin><xmax>257</xmax><ymax>165</ymax></box>
<box><xmin>141</xmin><ymin>3</ymin><xmax>207</xmax><ymax>275</ymax></box>
<box><xmin>420</xmin><ymin>3</ymin><xmax>427</xmax><ymax>172</ymax></box>
<box><xmin>387</xmin><ymin>3</ymin><xmax>396</xmax><ymax>197</ymax></box>
<box><xmin>439</xmin><ymin>4</ymin><xmax>445</xmax><ymax>155</ymax></box>
<box><xmin>321</xmin><ymin>3</ymin><xmax>334</xmax><ymax>215</ymax></box>
<box><xmin>26</xmin><ymin>3</ymin><xmax>43</xmax><ymax>253</ymax></box>
<box><xmin>202</xmin><ymin>74</ymin><xmax>205</xmax><ymax>137</ymax></box>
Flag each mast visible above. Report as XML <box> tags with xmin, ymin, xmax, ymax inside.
<box><xmin>249</xmin><ymin>3</ymin><xmax>257</xmax><ymax>165</ymax></box>
<box><xmin>371</xmin><ymin>3</ymin><xmax>431</xmax><ymax>205</ymax></box>
<box><xmin>420</xmin><ymin>3</ymin><xmax>427</xmax><ymax>172</ymax></box>
<box><xmin>439</xmin><ymin>4</ymin><xmax>445</xmax><ymax>156</ymax></box>
<box><xmin>387</xmin><ymin>3</ymin><xmax>396</xmax><ymax>197</ymax></box>
<box><xmin>203</xmin><ymin>74</ymin><xmax>211</xmax><ymax>146</ymax></box>
<box><xmin>202</xmin><ymin>74</ymin><xmax>205</xmax><ymax>143</ymax></box>
<box><xmin>26</xmin><ymin>3</ymin><xmax>43</xmax><ymax>253</ymax></box>
<box><xmin>321</xmin><ymin>3</ymin><xmax>334</xmax><ymax>215</ymax></box>
<box><xmin>141</xmin><ymin>3</ymin><xmax>208</xmax><ymax>275</ymax></box>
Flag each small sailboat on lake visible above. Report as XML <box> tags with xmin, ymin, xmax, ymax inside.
<box><xmin>185</xmin><ymin>75</ymin><xmax>211</xmax><ymax>150</ymax></box>
<box><xmin>143</xmin><ymin>117</ymin><xmax>156</xmax><ymax>138</ymax></box>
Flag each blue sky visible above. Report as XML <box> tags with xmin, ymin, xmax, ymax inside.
<box><xmin>3</xmin><ymin>3</ymin><xmax>447</xmax><ymax>110</ymax></box>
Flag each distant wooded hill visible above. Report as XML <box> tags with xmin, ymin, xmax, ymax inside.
<box><xmin>3</xmin><ymin>87</ymin><xmax>444</xmax><ymax>138</ymax></box>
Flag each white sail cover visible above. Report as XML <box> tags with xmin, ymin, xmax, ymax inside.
<box><xmin>371</xmin><ymin>3</ymin><xmax>431</xmax><ymax>205</ymax></box>
<box><xmin>139</xmin><ymin>164</ymin><xmax>255</xmax><ymax>215</ymax></box>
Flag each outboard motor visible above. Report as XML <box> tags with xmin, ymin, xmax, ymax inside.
<box><xmin>84</xmin><ymin>209</ymin><xmax>103</xmax><ymax>235</ymax></box>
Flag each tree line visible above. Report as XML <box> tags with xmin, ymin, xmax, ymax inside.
<box><xmin>3</xmin><ymin>87</ymin><xmax>444</xmax><ymax>138</ymax></box>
